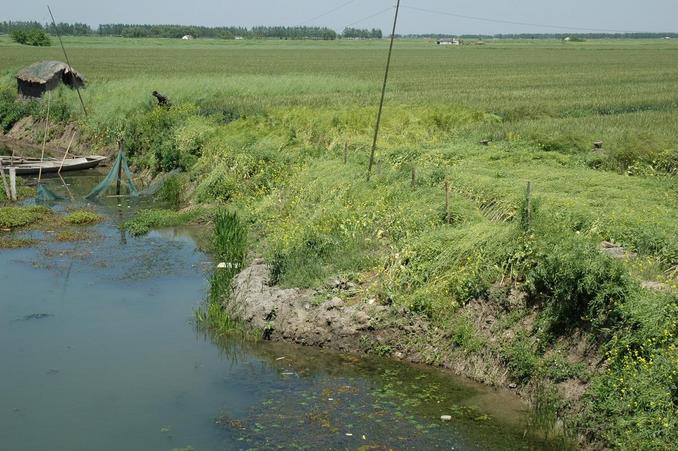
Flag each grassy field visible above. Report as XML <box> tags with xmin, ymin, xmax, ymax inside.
<box><xmin>1</xmin><ymin>36</ymin><xmax>676</xmax><ymax>449</ymax></box>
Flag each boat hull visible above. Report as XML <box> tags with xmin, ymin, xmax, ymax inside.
<box><xmin>2</xmin><ymin>156</ymin><xmax>107</xmax><ymax>176</ymax></box>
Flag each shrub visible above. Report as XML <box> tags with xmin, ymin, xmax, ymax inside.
<box><xmin>157</xmin><ymin>174</ymin><xmax>184</xmax><ymax>209</ymax></box>
<box><xmin>526</xmin><ymin>236</ymin><xmax>632</xmax><ymax>335</ymax></box>
<box><xmin>0</xmin><ymin>87</ymin><xmax>37</xmax><ymax>131</ymax></box>
<box><xmin>502</xmin><ymin>334</ymin><xmax>539</xmax><ymax>383</ymax></box>
<box><xmin>11</xmin><ymin>29</ymin><xmax>51</xmax><ymax>46</ymax></box>
<box><xmin>123</xmin><ymin>104</ymin><xmax>198</xmax><ymax>172</ymax></box>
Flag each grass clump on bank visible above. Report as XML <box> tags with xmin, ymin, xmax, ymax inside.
<box><xmin>195</xmin><ymin>210</ymin><xmax>248</xmax><ymax>334</ymax></box>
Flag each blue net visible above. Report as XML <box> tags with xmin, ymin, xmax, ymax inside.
<box><xmin>86</xmin><ymin>150</ymin><xmax>139</xmax><ymax>200</ymax></box>
<box><xmin>36</xmin><ymin>183</ymin><xmax>65</xmax><ymax>202</ymax></box>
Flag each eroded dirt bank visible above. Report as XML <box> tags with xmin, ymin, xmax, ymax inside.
<box><xmin>229</xmin><ymin>259</ymin><xmax>599</xmax><ymax>400</ymax></box>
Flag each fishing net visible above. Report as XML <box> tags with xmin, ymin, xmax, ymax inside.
<box><xmin>139</xmin><ymin>169</ymin><xmax>181</xmax><ymax>197</ymax></box>
<box><xmin>36</xmin><ymin>184</ymin><xmax>65</xmax><ymax>202</ymax></box>
<box><xmin>85</xmin><ymin>150</ymin><xmax>139</xmax><ymax>200</ymax></box>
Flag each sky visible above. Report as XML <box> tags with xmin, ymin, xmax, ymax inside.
<box><xmin>5</xmin><ymin>1</ymin><xmax>678</xmax><ymax>35</ymax></box>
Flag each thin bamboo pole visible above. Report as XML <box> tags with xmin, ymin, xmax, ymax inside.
<box><xmin>58</xmin><ymin>130</ymin><xmax>77</xmax><ymax>174</ymax></box>
<box><xmin>38</xmin><ymin>91</ymin><xmax>51</xmax><ymax>183</ymax></box>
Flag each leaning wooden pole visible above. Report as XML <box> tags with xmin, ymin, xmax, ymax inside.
<box><xmin>47</xmin><ymin>5</ymin><xmax>88</xmax><ymax>118</ymax></box>
<box><xmin>38</xmin><ymin>91</ymin><xmax>51</xmax><ymax>184</ymax></box>
<box><xmin>367</xmin><ymin>0</ymin><xmax>401</xmax><ymax>182</ymax></box>
<box><xmin>116</xmin><ymin>142</ymin><xmax>123</xmax><ymax>196</ymax></box>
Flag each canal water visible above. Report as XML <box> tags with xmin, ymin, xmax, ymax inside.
<box><xmin>0</xmin><ymin>174</ymin><xmax>555</xmax><ymax>450</ymax></box>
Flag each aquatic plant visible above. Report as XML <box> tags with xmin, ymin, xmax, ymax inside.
<box><xmin>0</xmin><ymin>206</ymin><xmax>51</xmax><ymax>229</ymax></box>
<box><xmin>63</xmin><ymin>210</ymin><xmax>102</xmax><ymax>225</ymax></box>
<box><xmin>122</xmin><ymin>207</ymin><xmax>209</xmax><ymax>236</ymax></box>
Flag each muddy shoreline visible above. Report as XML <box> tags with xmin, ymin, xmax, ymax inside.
<box><xmin>230</xmin><ymin>259</ymin><xmax>592</xmax><ymax>392</ymax></box>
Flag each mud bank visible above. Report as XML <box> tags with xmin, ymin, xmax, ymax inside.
<box><xmin>230</xmin><ymin>259</ymin><xmax>598</xmax><ymax>399</ymax></box>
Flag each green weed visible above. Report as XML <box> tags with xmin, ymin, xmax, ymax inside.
<box><xmin>63</xmin><ymin>210</ymin><xmax>102</xmax><ymax>225</ymax></box>
<box><xmin>122</xmin><ymin>207</ymin><xmax>208</xmax><ymax>236</ymax></box>
<box><xmin>0</xmin><ymin>205</ymin><xmax>51</xmax><ymax>229</ymax></box>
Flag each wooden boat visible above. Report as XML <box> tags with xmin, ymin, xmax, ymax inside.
<box><xmin>2</xmin><ymin>156</ymin><xmax>107</xmax><ymax>175</ymax></box>
<box><xmin>0</xmin><ymin>156</ymin><xmax>56</xmax><ymax>165</ymax></box>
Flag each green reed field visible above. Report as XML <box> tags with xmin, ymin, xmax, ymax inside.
<box><xmin>1</xmin><ymin>36</ymin><xmax>677</xmax><ymax>449</ymax></box>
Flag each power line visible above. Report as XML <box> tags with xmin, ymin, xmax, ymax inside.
<box><xmin>401</xmin><ymin>4</ymin><xmax>646</xmax><ymax>34</ymax></box>
<box><xmin>343</xmin><ymin>6</ymin><xmax>395</xmax><ymax>29</ymax></box>
<box><xmin>295</xmin><ymin>0</ymin><xmax>358</xmax><ymax>27</ymax></box>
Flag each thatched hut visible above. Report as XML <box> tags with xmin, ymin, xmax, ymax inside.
<box><xmin>16</xmin><ymin>61</ymin><xmax>85</xmax><ymax>98</ymax></box>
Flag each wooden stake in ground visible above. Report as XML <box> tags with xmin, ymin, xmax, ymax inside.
<box><xmin>344</xmin><ymin>142</ymin><xmax>348</xmax><ymax>164</ymax></box>
<box><xmin>9</xmin><ymin>167</ymin><xmax>17</xmax><ymax>201</ymax></box>
<box><xmin>411</xmin><ymin>166</ymin><xmax>416</xmax><ymax>188</ymax></box>
<box><xmin>0</xmin><ymin>160</ymin><xmax>10</xmax><ymax>200</ymax></box>
<box><xmin>445</xmin><ymin>180</ymin><xmax>450</xmax><ymax>224</ymax></box>
<box><xmin>526</xmin><ymin>181</ymin><xmax>533</xmax><ymax>228</ymax></box>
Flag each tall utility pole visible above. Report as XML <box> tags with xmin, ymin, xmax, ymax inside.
<box><xmin>367</xmin><ymin>0</ymin><xmax>401</xmax><ymax>182</ymax></box>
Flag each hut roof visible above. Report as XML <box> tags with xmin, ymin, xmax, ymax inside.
<box><xmin>16</xmin><ymin>60</ymin><xmax>85</xmax><ymax>85</ymax></box>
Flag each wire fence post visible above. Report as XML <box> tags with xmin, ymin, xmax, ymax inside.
<box><xmin>367</xmin><ymin>0</ymin><xmax>401</xmax><ymax>182</ymax></box>
<box><xmin>445</xmin><ymin>180</ymin><xmax>450</xmax><ymax>224</ymax></box>
<box><xmin>344</xmin><ymin>142</ymin><xmax>348</xmax><ymax>164</ymax></box>
<box><xmin>526</xmin><ymin>181</ymin><xmax>533</xmax><ymax>228</ymax></box>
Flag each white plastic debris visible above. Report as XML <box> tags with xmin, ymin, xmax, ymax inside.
<box><xmin>441</xmin><ymin>415</ymin><xmax>452</xmax><ymax>421</ymax></box>
<box><xmin>217</xmin><ymin>262</ymin><xmax>227</xmax><ymax>269</ymax></box>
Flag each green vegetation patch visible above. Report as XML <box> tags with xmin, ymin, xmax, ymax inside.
<box><xmin>0</xmin><ymin>205</ymin><xmax>51</xmax><ymax>229</ymax></box>
<box><xmin>63</xmin><ymin>210</ymin><xmax>102</xmax><ymax>225</ymax></box>
<box><xmin>55</xmin><ymin>230</ymin><xmax>91</xmax><ymax>242</ymax></box>
<box><xmin>122</xmin><ymin>207</ymin><xmax>210</xmax><ymax>236</ymax></box>
<box><xmin>0</xmin><ymin>237</ymin><xmax>37</xmax><ymax>248</ymax></box>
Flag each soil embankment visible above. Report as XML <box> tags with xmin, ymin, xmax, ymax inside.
<box><xmin>230</xmin><ymin>259</ymin><xmax>590</xmax><ymax>391</ymax></box>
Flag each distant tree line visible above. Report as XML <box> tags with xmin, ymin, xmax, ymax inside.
<box><xmin>98</xmin><ymin>24</ymin><xmax>343</xmax><ymax>40</ymax></box>
<box><xmin>0</xmin><ymin>21</ymin><xmax>46</xmax><ymax>34</ymax></box>
<box><xmin>1</xmin><ymin>21</ymin><xmax>385</xmax><ymax>40</ymax></box>
<box><xmin>97</xmin><ymin>24</ymin><xmax>249</xmax><ymax>39</ymax></box>
<box><xmin>249</xmin><ymin>26</ymin><xmax>337</xmax><ymax>40</ymax></box>
<box><xmin>342</xmin><ymin>28</ymin><xmax>383</xmax><ymax>39</ymax></box>
<box><xmin>401</xmin><ymin>32</ymin><xmax>678</xmax><ymax>40</ymax></box>
<box><xmin>1</xmin><ymin>21</ymin><xmax>92</xmax><ymax>36</ymax></box>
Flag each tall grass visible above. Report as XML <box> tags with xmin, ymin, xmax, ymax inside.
<box><xmin>195</xmin><ymin>210</ymin><xmax>248</xmax><ymax>333</ymax></box>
